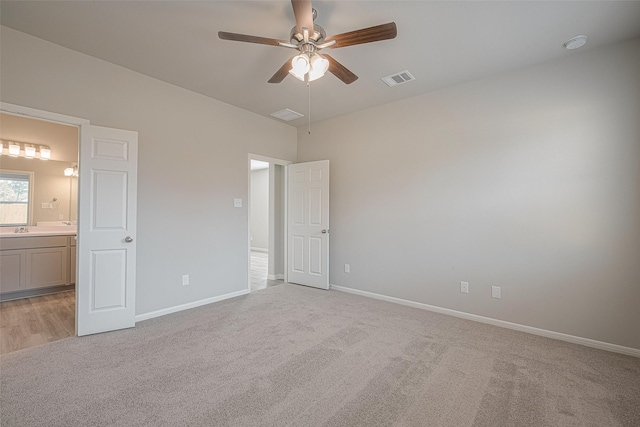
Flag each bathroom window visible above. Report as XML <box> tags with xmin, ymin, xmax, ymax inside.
<box><xmin>0</xmin><ymin>171</ymin><xmax>33</xmax><ymax>227</ymax></box>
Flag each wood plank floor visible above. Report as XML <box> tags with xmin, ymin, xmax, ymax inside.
<box><xmin>250</xmin><ymin>250</ymin><xmax>284</xmax><ymax>291</ymax></box>
<box><xmin>0</xmin><ymin>252</ymin><xmax>281</xmax><ymax>354</ymax></box>
<box><xmin>0</xmin><ymin>290</ymin><xmax>75</xmax><ymax>355</ymax></box>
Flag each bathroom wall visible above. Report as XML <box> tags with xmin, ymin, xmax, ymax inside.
<box><xmin>1</xmin><ymin>111</ymin><xmax>79</xmax><ymax>226</ymax></box>
<box><xmin>0</xmin><ymin>112</ymin><xmax>79</xmax><ymax>162</ymax></box>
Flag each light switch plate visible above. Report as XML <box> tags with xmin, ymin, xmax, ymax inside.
<box><xmin>234</xmin><ymin>198</ymin><xmax>242</xmax><ymax>208</ymax></box>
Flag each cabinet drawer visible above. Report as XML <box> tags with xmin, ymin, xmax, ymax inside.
<box><xmin>1</xmin><ymin>236</ymin><xmax>68</xmax><ymax>251</ymax></box>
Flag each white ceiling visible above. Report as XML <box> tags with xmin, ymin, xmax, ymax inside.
<box><xmin>2</xmin><ymin>1</ymin><xmax>640</xmax><ymax>128</ymax></box>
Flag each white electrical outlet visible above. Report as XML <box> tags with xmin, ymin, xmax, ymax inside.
<box><xmin>491</xmin><ymin>286</ymin><xmax>501</xmax><ymax>299</ymax></box>
<box><xmin>460</xmin><ymin>281</ymin><xmax>469</xmax><ymax>294</ymax></box>
<box><xmin>344</xmin><ymin>264</ymin><xmax>350</xmax><ymax>273</ymax></box>
<box><xmin>234</xmin><ymin>198</ymin><xmax>242</xmax><ymax>208</ymax></box>
<box><xmin>182</xmin><ymin>274</ymin><xmax>190</xmax><ymax>286</ymax></box>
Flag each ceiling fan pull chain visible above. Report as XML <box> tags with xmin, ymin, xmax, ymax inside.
<box><xmin>308</xmin><ymin>81</ymin><xmax>312</xmax><ymax>134</ymax></box>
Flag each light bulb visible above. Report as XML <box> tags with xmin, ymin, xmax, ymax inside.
<box><xmin>64</xmin><ymin>167</ymin><xmax>74</xmax><ymax>177</ymax></box>
<box><xmin>25</xmin><ymin>145</ymin><xmax>36</xmax><ymax>158</ymax></box>
<box><xmin>290</xmin><ymin>54</ymin><xmax>310</xmax><ymax>80</ymax></box>
<box><xmin>8</xmin><ymin>142</ymin><xmax>20</xmax><ymax>157</ymax></box>
<box><xmin>40</xmin><ymin>146</ymin><xmax>51</xmax><ymax>160</ymax></box>
<box><xmin>308</xmin><ymin>54</ymin><xmax>329</xmax><ymax>82</ymax></box>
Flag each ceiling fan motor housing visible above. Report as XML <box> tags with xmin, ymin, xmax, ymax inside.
<box><xmin>290</xmin><ymin>24</ymin><xmax>326</xmax><ymax>44</ymax></box>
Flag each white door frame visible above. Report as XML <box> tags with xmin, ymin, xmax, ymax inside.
<box><xmin>247</xmin><ymin>154</ymin><xmax>291</xmax><ymax>291</ymax></box>
<box><xmin>1</xmin><ymin>102</ymin><xmax>89</xmax><ymax>335</ymax></box>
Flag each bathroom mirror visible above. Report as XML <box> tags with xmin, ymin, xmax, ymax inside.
<box><xmin>0</xmin><ymin>157</ymin><xmax>78</xmax><ymax>227</ymax></box>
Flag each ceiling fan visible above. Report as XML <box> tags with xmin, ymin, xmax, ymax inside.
<box><xmin>218</xmin><ymin>0</ymin><xmax>397</xmax><ymax>85</ymax></box>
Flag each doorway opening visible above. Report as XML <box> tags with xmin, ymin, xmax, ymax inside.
<box><xmin>2</xmin><ymin>102</ymin><xmax>138</xmax><ymax>339</ymax></box>
<box><xmin>0</xmin><ymin>111</ymin><xmax>80</xmax><ymax>354</ymax></box>
<box><xmin>248</xmin><ymin>156</ymin><xmax>289</xmax><ymax>292</ymax></box>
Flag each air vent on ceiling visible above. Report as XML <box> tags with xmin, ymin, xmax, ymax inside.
<box><xmin>381</xmin><ymin>70</ymin><xmax>415</xmax><ymax>87</ymax></box>
<box><xmin>270</xmin><ymin>108</ymin><xmax>304</xmax><ymax>121</ymax></box>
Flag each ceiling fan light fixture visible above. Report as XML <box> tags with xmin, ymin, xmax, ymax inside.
<box><xmin>308</xmin><ymin>54</ymin><xmax>329</xmax><ymax>81</ymax></box>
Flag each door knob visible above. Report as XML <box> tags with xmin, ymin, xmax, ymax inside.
<box><xmin>321</xmin><ymin>229</ymin><xmax>329</xmax><ymax>234</ymax></box>
<box><xmin>124</xmin><ymin>236</ymin><xmax>134</xmax><ymax>243</ymax></box>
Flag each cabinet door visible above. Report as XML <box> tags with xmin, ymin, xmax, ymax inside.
<box><xmin>0</xmin><ymin>250</ymin><xmax>26</xmax><ymax>293</ymax></box>
<box><xmin>25</xmin><ymin>247</ymin><xmax>68</xmax><ymax>289</ymax></box>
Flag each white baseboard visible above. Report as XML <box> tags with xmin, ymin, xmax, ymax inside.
<box><xmin>329</xmin><ymin>284</ymin><xmax>640</xmax><ymax>358</ymax></box>
<box><xmin>251</xmin><ymin>247</ymin><xmax>268</xmax><ymax>253</ymax></box>
<box><xmin>135</xmin><ymin>289</ymin><xmax>249</xmax><ymax>322</ymax></box>
<box><xmin>267</xmin><ymin>274</ymin><xmax>284</xmax><ymax>281</ymax></box>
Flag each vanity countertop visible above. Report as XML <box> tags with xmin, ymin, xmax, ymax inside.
<box><xmin>0</xmin><ymin>226</ymin><xmax>77</xmax><ymax>238</ymax></box>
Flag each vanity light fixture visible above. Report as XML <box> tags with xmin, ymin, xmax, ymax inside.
<box><xmin>8</xmin><ymin>142</ymin><xmax>20</xmax><ymax>157</ymax></box>
<box><xmin>24</xmin><ymin>144</ymin><xmax>36</xmax><ymax>159</ymax></box>
<box><xmin>0</xmin><ymin>139</ymin><xmax>52</xmax><ymax>159</ymax></box>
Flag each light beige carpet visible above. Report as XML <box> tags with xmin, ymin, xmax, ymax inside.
<box><xmin>1</xmin><ymin>284</ymin><xmax>639</xmax><ymax>426</ymax></box>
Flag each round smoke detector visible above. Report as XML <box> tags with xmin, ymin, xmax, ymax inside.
<box><xmin>564</xmin><ymin>35</ymin><xmax>588</xmax><ymax>50</ymax></box>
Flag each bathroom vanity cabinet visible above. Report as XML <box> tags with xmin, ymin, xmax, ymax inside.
<box><xmin>0</xmin><ymin>235</ymin><xmax>76</xmax><ymax>300</ymax></box>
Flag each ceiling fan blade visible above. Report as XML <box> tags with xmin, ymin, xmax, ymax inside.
<box><xmin>324</xmin><ymin>54</ymin><xmax>358</xmax><ymax>84</ymax></box>
<box><xmin>268</xmin><ymin>56</ymin><xmax>295</xmax><ymax>83</ymax></box>
<box><xmin>325</xmin><ymin>22</ymin><xmax>397</xmax><ymax>48</ymax></box>
<box><xmin>291</xmin><ymin>0</ymin><xmax>314</xmax><ymax>35</ymax></box>
<box><xmin>218</xmin><ymin>31</ymin><xmax>287</xmax><ymax>47</ymax></box>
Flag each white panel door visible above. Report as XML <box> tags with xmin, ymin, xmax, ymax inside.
<box><xmin>287</xmin><ymin>160</ymin><xmax>329</xmax><ymax>289</ymax></box>
<box><xmin>77</xmin><ymin>125</ymin><xmax>137</xmax><ymax>336</ymax></box>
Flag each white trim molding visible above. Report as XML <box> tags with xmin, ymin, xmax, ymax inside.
<box><xmin>1</xmin><ymin>102</ymin><xmax>90</xmax><ymax>126</ymax></box>
<box><xmin>267</xmin><ymin>274</ymin><xmax>285</xmax><ymax>281</ymax></box>
<box><xmin>135</xmin><ymin>289</ymin><xmax>249</xmax><ymax>322</ymax></box>
<box><xmin>330</xmin><ymin>284</ymin><xmax>640</xmax><ymax>358</ymax></box>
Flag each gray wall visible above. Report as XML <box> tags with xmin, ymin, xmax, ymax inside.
<box><xmin>250</xmin><ymin>168</ymin><xmax>269</xmax><ymax>251</ymax></box>
<box><xmin>1</xmin><ymin>26</ymin><xmax>297</xmax><ymax>315</ymax></box>
<box><xmin>297</xmin><ymin>38</ymin><xmax>640</xmax><ymax>350</ymax></box>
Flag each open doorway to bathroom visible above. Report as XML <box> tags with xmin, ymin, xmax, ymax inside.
<box><xmin>249</xmin><ymin>158</ymin><xmax>287</xmax><ymax>291</ymax></box>
<box><xmin>0</xmin><ymin>112</ymin><xmax>79</xmax><ymax>354</ymax></box>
